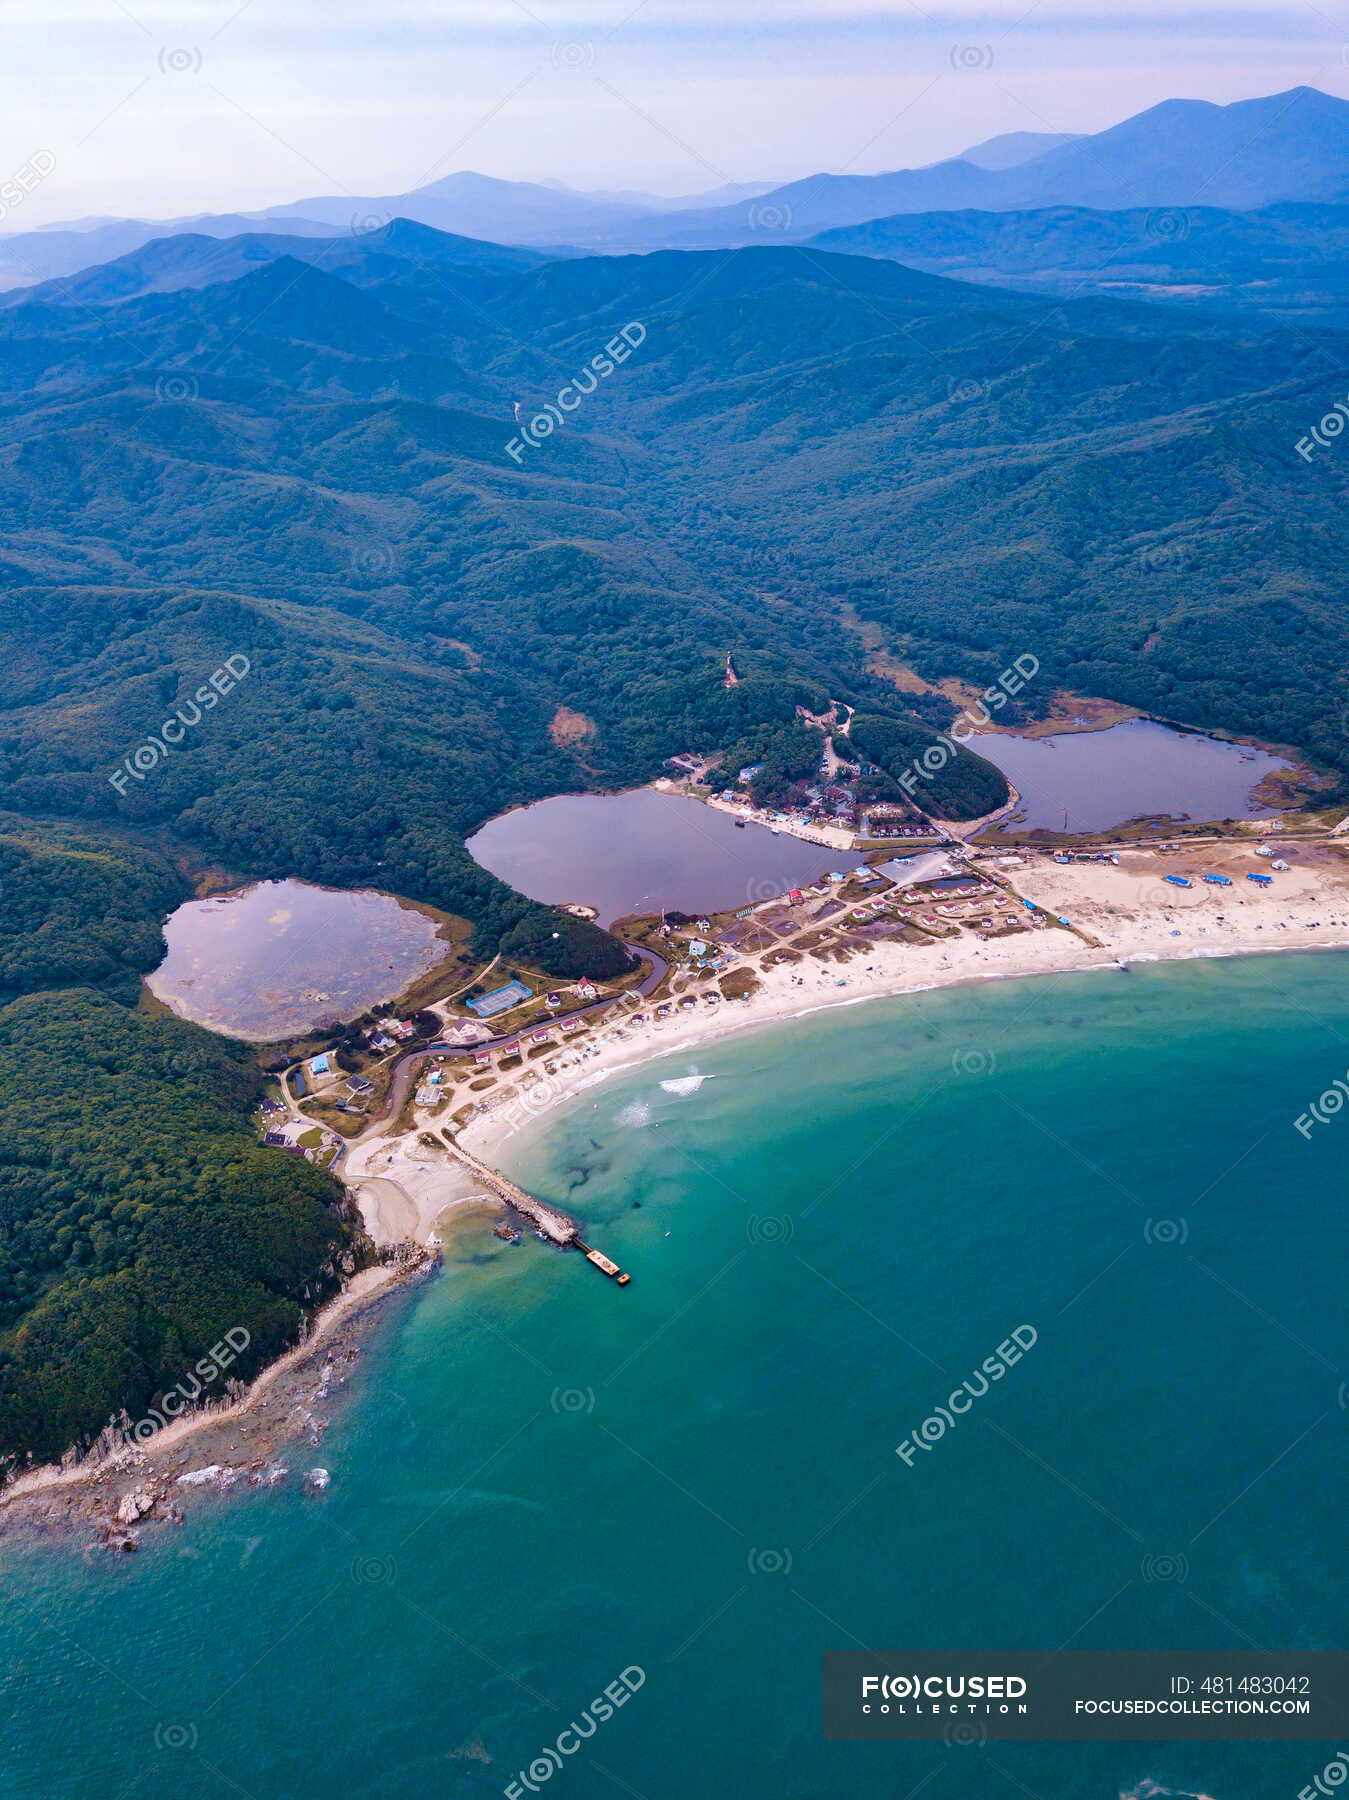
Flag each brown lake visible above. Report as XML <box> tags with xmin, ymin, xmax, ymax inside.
<box><xmin>467</xmin><ymin>788</ymin><xmax>843</xmax><ymax>926</ymax></box>
<box><xmin>147</xmin><ymin>879</ymin><xmax>447</xmax><ymax>1040</ymax></box>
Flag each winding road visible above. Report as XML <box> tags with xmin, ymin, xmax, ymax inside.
<box><xmin>359</xmin><ymin>940</ymin><xmax>669</xmax><ymax>1134</ymax></box>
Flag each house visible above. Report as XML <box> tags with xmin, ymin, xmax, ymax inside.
<box><xmin>574</xmin><ymin>977</ymin><xmax>598</xmax><ymax>1000</ymax></box>
<box><xmin>263</xmin><ymin>1131</ymin><xmax>287</xmax><ymax>1147</ymax></box>
<box><xmin>688</xmin><ymin>939</ymin><xmax>709</xmax><ymax>958</ymax></box>
<box><xmin>474</xmin><ymin>1049</ymin><xmax>490</xmax><ymax>1064</ymax></box>
<box><xmin>309</xmin><ymin>1054</ymin><xmax>331</xmax><ymax>1077</ymax></box>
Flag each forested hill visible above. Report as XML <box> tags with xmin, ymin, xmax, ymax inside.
<box><xmin>3</xmin><ymin>218</ymin><xmax>1349</xmax><ymax>1465</ymax></box>
<box><xmin>0</xmin><ymin>819</ymin><xmax>370</xmax><ymax>1473</ymax></box>
<box><xmin>0</xmin><ymin>989</ymin><xmax>361</xmax><ymax>1468</ymax></box>
<box><xmin>2</xmin><ymin>224</ymin><xmax>1347</xmax><ymax>924</ymax></box>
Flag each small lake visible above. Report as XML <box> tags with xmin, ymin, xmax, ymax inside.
<box><xmin>969</xmin><ymin>717</ymin><xmax>1293</xmax><ymax>831</ymax></box>
<box><xmin>147</xmin><ymin>879</ymin><xmax>448</xmax><ymax>1041</ymax></box>
<box><xmin>466</xmin><ymin>789</ymin><xmax>842</xmax><ymax>925</ymax></box>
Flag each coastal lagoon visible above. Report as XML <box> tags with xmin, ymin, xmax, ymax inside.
<box><xmin>971</xmin><ymin>717</ymin><xmax>1293</xmax><ymax>831</ymax></box>
<box><xmin>466</xmin><ymin>788</ymin><xmax>841</xmax><ymax>924</ymax></box>
<box><xmin>4</xmin><ymin>954</ymin><xmax>1347</xmax><ymax>1797</ymax></box>
<box><xmin>147</xmin><ymin>879</ymin><xmax>447</xmax><ymax>1040</ymax></box>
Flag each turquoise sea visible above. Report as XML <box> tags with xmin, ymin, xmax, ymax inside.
<box><xmin>3</xmin><ymin>954</ymin><xmax>1348</xmax><ymax>1800</ymax></box>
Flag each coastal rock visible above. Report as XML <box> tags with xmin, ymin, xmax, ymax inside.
<box><xmin>304</xmin><ymin>1468</ymin><xmax>330</xmax><ymax>1492</ymax></box>
<box><xmin>115</xmin><ymin>1487</ymin><xmax>155</xmax><ymax>1525</ymax></box>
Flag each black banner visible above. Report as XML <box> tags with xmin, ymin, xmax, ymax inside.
<box><xmin>823</xmin><ymin>1651</ymin><xmax>1349</xmax><ymax>1741</ymax></box>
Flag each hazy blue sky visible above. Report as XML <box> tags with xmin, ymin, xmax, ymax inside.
<box><xmin>2</xmin><ymin>2</ymin><xmax>1346</xmax><ymax>224</ymax></box>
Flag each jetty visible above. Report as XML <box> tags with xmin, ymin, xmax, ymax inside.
<box><xmin>443</xmin><ymin>1139</ymin><xmax>631</xmax><ymax>1283</ymax></box>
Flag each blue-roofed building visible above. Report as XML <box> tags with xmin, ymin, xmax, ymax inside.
<box><xmin>310</xmin><ymin>1053</ymin><xmax>331</xmax><ymax>1077</ymax></box>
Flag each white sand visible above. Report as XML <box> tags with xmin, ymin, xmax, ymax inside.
<box><xmin>343</xmin><ymin>1135</ymin><xmax>498</xmax><ymax>1245</ymax></box>
<box><xmin>458</xmin><ymin>842</ymin><xmax>1349</xmax><ymax>1166</ymax></box>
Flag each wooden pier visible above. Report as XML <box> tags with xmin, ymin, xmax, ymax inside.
<box><xmin>444</xmin><ymin>1139</ymin><xmax>630</xmax><ymax>1283</ymax></box>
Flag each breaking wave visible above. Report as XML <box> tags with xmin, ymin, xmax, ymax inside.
<box><xmin>660</xmin><ymin>1073</ymin><xmax>712</xmax><ymax>1097</ymax></box>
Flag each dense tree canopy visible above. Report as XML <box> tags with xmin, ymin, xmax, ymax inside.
<box><xmin>0</xmin><ymin>992</ymin><xmax>362</xmax><ymax>1469</ymax></box>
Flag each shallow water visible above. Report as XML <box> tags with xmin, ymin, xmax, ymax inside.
<box><xmin>467</xmin><ymin>788</ymin><xmax>842</xmax><ymax>924</ymax></box>
<box><xmin>146</xmin><ymin>878</ymin><xmax>447</xmax><ymax>1039</ymax></box>
<box><xmin>4</xmin><ymin>953</ymin><xmax>1347</xmax><ymax>1798</ymax></box>
<box><xmin>970</xmin><ymin>718</ymin><xmax>1292</xmax><ymax>830</ymax></box>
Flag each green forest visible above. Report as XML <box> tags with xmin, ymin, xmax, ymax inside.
<box><xmin>2</xmin><ymin>224</ymin><xmax>1347</xmax><ymax>1463</ymax></box>
<box><xmin>0</xmin><ymin>991</ymin><xmax>363</xmax><ymax>1470</ymax></box>
<box><xmin>0</xmin><ymin>816</ymin><xmax>185</xmax><ymax>1005</ymax></box>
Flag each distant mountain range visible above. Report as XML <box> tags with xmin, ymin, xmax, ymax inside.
<box><xmin>808</xmin><ymin>200</ymin><xmax>1349</xmax><ymax>319</ymax></box>
<box><xmin>0</xmin><ymin>218</ymin><xmax>553</xmax><ymax>311</ymax></box>
<box><xmin>7</xmin><ymin>86</ymin><xmax>1349</xmax><ymax>294</ymax></box>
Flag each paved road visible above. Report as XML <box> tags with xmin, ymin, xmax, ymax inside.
<box><xmin>361</xmin><ymin>940</ymin><xmax>669</xmax><ymax>1132</ymax></box>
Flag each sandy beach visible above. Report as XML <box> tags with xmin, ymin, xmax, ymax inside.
<box><xmin>457</xmin><ymin>840</ymin><xmax>1349</xmax><ymax>1167</ymax></box>
<box><xmin>13</xmin><ymin>836</ymin><xmax>1349</xmax><ymax>1547</ymax></box>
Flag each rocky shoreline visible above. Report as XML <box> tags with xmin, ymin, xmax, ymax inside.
<box><xmin>0</xmin><ymin>1245</ymin><xmax>438</xmax><ymax>1554</ymax></box>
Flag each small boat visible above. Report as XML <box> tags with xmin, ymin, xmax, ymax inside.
<box><xmin>1203</xmin><ymin>874</ymin><xmax>1232</xmax><ymax>886</ymax></box>
<box><xmin>734</xmin><ymin>820</ymin><xmax>746</xmax><ymax>829</ymax></box>
<box><xmin>1164</xmin><ymin>874</ymin><xmax>1191</xmax><ymax>887</ymax></box>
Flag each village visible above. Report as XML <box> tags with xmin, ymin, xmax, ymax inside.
<box><xmin>252</xmin><ymin>813</ymin><xmax>1349</xmax><ymax>1264</ymax></box>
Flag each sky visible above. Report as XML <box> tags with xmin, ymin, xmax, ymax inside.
<box><xmin>3</xmin><ymin>1</ymin><xmax>1348</xmax><ymax>226</ymax></box>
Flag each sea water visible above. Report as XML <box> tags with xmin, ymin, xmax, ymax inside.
<box><xmin>3</xmin><ymin>954</ymin><xmax>1346</xmax><ymax>1799</ymax></box>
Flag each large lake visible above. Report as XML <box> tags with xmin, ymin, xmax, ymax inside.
<box><xmin>970</xmin><ymin>717</ymin><xmax>1293</xmax><ymax>830</ymax></box>
<box><xmin>467</xmin><ymin>788</ymin><xmax>841</xmax><ymax>924</ymax></box>
<box><xmin>146</xmin><ymin>879</ymin><xmax>447</xmax><ymax>1040</ymax></box>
